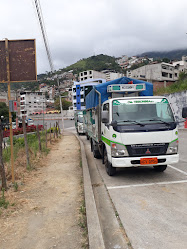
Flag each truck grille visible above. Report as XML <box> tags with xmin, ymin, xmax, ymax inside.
<box><xmin>126</xmin><ymin>143</ymin><xmax>168</xmax><ymax>157</ymax></box>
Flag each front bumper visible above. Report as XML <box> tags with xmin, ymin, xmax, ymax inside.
<box><xmin>78</xmin><ymin>125</ymin><xmax>85</xmax><ymax>134</ymax></box>
<box><xmin>111</xmin><ymin>154</ymin><xmax>179</xmax><ymax>168</ymax></box>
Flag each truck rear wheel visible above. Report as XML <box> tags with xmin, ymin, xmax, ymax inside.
<box><xmin>153</xmin><ymin>165</ymin><xmax>167</xmax><ymax>172</ymax></box>
<box><xmin>92</xmin><ymin>140</ymin><xmax>101</xmax><ymax>159</ymax></box>
<box><xmin>93</xmin><ymin>147</ymin><xmax>101</xmax><ymax>159</ymax></box>
<box><xmin>104</xmin><ymin>149</ymin><xmax>116</xmax><ymax>176</ymax></box>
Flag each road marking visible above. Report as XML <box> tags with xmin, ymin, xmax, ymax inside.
<box><xmin>107</xmin><ymin>180</ymin><xmax>187</xmax><ymax>190</ymax></box>
<box><xmin>168</xmin><ymin>164</ymin><xmax>187</xmax><ymax>176</ymax></box>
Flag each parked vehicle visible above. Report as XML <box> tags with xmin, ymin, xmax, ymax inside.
<box><xmin>84</xmin><ymin>77</ymin><xmax>185</xmax><ymax>176</ymax></box>
<box><xmin>74</xmin><ymin>111</ymin><xmax>85</xmax><ymax>135</ymax></box>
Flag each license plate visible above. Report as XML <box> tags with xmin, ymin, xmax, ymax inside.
<box><xmin>140</xmin><ymin>158</ymin><xmax>158</xmax><ymax>165</ymax></box>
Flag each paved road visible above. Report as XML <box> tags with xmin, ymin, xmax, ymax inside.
<box><xmin>80</xmin><ymin>130</ymin><xmax>187</xmax><ymax>249</ymax></box>
<box><xmin>33</xmin><ymin>118</ymin><xmax>75</xmax><ymax>130</ymax></box>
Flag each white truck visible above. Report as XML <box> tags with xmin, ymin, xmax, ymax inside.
<box><xmin>74</xmin><ymin>110</ymin><xmax>85</xmax><ymax>135</ymax></box>
<box><xmin>84</xmin><ymin>77</ymin><xmax>186</xmax><ymax>176</ymax></box>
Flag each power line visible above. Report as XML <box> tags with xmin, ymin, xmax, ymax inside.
<box><xmin>33</xmin><ymin>0</ymin><xmax>54</xmax><ymax>72</ymax></box>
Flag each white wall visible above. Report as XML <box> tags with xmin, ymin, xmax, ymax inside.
<box><xmin>165</xmin><ymin>90</ymin><xmax>187</xmax><ymax>128</ymax></box>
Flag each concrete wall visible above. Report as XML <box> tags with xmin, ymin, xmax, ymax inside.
<box><xmin>165</xmin><ymin>90</ymin><xmax>187</xmax><ymax>128</ymax></box>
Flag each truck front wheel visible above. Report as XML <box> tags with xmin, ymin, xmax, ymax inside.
<box><xmin>104</xmin><ymin>149</ymin><xmax>116</xmax><ymax>176</ymax></box>
<box><xmin>153</xmin><ymin>165</ymin><xmax>167</xmax><ymax>172</ymax></box>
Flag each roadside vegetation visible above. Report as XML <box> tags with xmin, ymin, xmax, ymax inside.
<box><xmin>154</xmin><ymin>72</ymin><xmax>187</xmax><ymax>95</ymax></box>
<box><xmin>0</xmin><ymin>126</ymin><xmax>61</xmax><ymax>215</ymax></box>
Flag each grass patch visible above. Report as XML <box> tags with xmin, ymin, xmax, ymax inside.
<box><xmin>3</xmin><ymin>131</ymin><xmax>51</xmax><ymax>164</ymax></box>
<box><xmin>79</xmin><ymin>171</ymin><xmax>88</xmax><ymax>248</ymax></box>
<box><xmin>154</xmin><ymin>73</ymin><xmax>187</xmax><ymax>95</ymax></box>
<box><xmin>0</xmin><ymin>189</ymin><xmax>9</xmax><ymax>209</ymax></box>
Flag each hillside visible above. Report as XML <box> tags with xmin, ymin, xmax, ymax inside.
<box><xmin>138</xmin><ymin>48</ymin><xmax>187</xmax><ymax>60</ymax></box>
<box><xmin>58</xmin><ymin>54</ymin><xmax>122</xmax><ymax>75</ymax></box>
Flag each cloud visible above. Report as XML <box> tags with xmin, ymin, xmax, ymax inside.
<box><xmin>0</xmin><ymin>0</ymin><xmax>187</xmax><ymax>73</ymax></box>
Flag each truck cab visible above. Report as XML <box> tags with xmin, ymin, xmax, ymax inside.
<box><xmin>101</xmin><ymin>96</ymin><xmax>179</xmax><ymax>175</ymax></box>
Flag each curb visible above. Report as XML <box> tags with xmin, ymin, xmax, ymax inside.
<box><xmin>75</xmin><ymin>134</ymin><xmax>105</xmax><ymax>249</ymax></box>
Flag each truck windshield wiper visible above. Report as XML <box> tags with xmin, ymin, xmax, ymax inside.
<box><xmin>141</xmin><ymin>119</ymin><xmax>171</xmax><ymax>125</ymax></box>
<box><xmin>117</xmin><ymin>120</ymin><xmax>145</xmax><ymax>126</ymax></box>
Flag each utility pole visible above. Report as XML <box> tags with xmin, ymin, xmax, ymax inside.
<box><xmin>5</xmin><ymin>39</ymin><xmax>15</xmax><ymax>183</ymax></box>
<box><xmin>57</xmin><ymin>77</ymin><xmax>64</xmax><ymax>132</ymax></box>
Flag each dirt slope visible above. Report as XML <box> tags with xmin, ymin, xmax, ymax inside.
<box><xmin>0</xmin><ymin>133</ymin><xmax>84</xmax><ymax>249</ymax></box>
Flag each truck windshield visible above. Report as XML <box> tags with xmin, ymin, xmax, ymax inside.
<box><xmin>112</xmin><ymin>98</ymin><xmax>175</xmax><ymax>124</ymax></box>
<box><xmin>78</xmin><ymin>116</ymin><xmax>83</xmax><ymax>123</ymax></box>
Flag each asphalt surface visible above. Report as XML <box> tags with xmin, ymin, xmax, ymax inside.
<box><xmin>92</xmin><ymin>130</ymin><xmax>187</xmax><ymax>249</ymax></box>
<box><xmin>64</xmin><ymin>122</ymin><xmax>187</xmax><ymax>249</ymax></box>
<box><xmin>33</xmin><ymin>118</ymin><xmax>74</xmax><ymax>130</ymax></box>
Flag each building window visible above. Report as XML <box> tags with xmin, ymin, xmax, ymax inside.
<box><xmin>81</xmin><ymin>72</ymin><xmax>83</xmax><ymax>76</ymax></box>
<box><xmin>175</xmin><ymin>73</ymin><xmax>178</xmax><ymax>77</ymax></box>
<box><xmin>84</xmin><ymin>72</ymin><xmax>87</xmax><ymax>75</ymax></box>
<box><xmin>89</xmin><ymin>71</ymin><xmax>92</xmax><ymax>74</ymax></box>
<box><xmin>162</xmin><ymin>72</ymin><xmax>168</xmax><ymax>78</ymax></box>
<box><xmin>169</xmin><ymin>74</ymin><xmax>172</xmax><ymax>78</ymax></box>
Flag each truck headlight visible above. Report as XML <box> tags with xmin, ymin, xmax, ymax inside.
<box><xmin>111</xmin><ymin>143</ymin><xmax>129</xmax><ymax>157</ymax></box>
<box><xmin>166</xmin><ymin>140</ymin><xmax>178</xmax><ymax>154</ymax></box>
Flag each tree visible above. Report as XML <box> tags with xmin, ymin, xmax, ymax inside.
<box><xmin>162</xmin><ymin>58</ymin><xmax>170</xmax><ymax>63</ymax></box>
<box><xmin>54</xmin><ymin>97</ymin><xmax>72</xmax><ymax>110</ymax></box>
<box><xmin>0</xmin><ymin>103</ymin><xmax>9</xmax><ymax>119</ymax></box>
<box><xmin>0</xmin><ymin>102</ymin><xmax>16</xmax><ymax>122</ymax></box>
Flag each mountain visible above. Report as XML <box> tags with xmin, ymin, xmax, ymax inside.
<box><xmin>138</xmin><ymin>49</ymin><xmax>187</xmax><ymax>60</ymax></box>
<box><xmin>58</xmin><ymin>54</ymin><xmax>122</xmax><ymax>75</ymax></box>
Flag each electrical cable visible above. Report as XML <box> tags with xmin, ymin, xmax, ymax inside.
<box><xmin>33</xmin><ymin>0</ymin><xmax>54</xmax><ymax>72</ymax></box>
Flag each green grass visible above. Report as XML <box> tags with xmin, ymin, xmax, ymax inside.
<box><xmin>3</xmin><ymin>131</ymin><xmax>51</xmax><ymax>164</ymax></box>
<box><xmin>0</xmin><ymin>189</ymin><xmax>9</xmax><ymax>209</ymax></box>
<box><xmin>154</xmin><ymin>75</ymin><xmax>187</xmax><ymax>95</ymax></box>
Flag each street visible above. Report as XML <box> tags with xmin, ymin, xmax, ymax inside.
<box><xmin>78</xmin><ymin>129</ymin><xmax>187</xmax><ymax>249</ymax></box>
<box><xmin>33</xmin><ymin>117</ymin><xmax>74</xmax><ymax>130</ymax></box>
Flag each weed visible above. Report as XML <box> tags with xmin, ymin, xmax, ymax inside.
<box><xmin>13</xmin><ymin>182</ymin><xmax>19</xmax><ymax>192</ymax></box>
<box><xmin>0</xmin><ymin>188</ymin><xmax>9</xmax><ymax>209</ymax></box>
<box><xmin>115</xmin><ymin>210</ymin><xmax>119</xmax><ymax>217</ymax></box>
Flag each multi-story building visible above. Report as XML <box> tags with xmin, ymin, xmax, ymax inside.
<box><xmin>105</xmin><ymin>72</ymin><xmax>124</xmax><ymax>82</ymax></box>
<box><xmin>79</xmin><ymin>70</ymin><xmax>106</xmax><ymax>82</ymax></box>
<box><xmin>20</xmin><ymin>91</ymin><xmax>46</xmax><ymax>118</ymax></box>
<box><xmin>172</xmin><ymin>56</ymin><xmax>187</xmax><ymax>72</ymax></box>
<box><xmin>39</xmin><ymin>83</ymin><xmax>55</xmax><ymax>100</ymax></box>
<box><xmin>127</xmin><ymin>62</ymin><xmax>179</xmax><ymax>82</ymax></box>
<box><xmin>72</xmin><ymin>78</ymin><xmax>106</xmax><ymax>110</ymax></box>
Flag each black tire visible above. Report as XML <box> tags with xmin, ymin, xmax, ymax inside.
<box><xmin>153</xmin><ymin>165</ymin><xmax>167</xmax><ymax>172</ymax></box>
<box><xmin>90</xmin><ymin>139</ymin><xmax>93</xmax><ymax>152</ymax></box>
<box><xmin>86</xmin><ymin>134</ymin><xmax>89</xmax><ymax>140</ymax></box>
<box><xmin>104</xmin><ymin>149</ymin><xmax>116</xmax><ymax>176</ymax></box>
<box><xmin>93</xmin><ymin>147</ymin><xmax>101</xmax><ymax>159</ymax></box>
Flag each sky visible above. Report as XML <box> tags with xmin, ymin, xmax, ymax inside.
<box><xmin>0</xmin><ymin>0</ymin><xmax>187</xmax><ymax>74</ymax></box>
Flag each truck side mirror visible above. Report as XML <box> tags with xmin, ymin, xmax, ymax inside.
<box><xmin>102</xmin><ymin>111</ymin><xmax>109</xmax><ymax>123</ymax></box>
<box><xmin>182</xmin><ymin>107</ymin><xmax>187</xmax><ymax>118</ymax></box>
